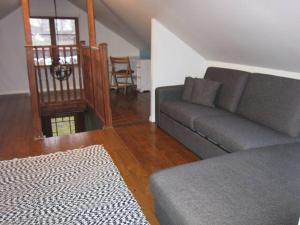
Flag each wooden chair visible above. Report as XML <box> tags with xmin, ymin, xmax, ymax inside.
<box><xmin>110</xmin><ymin>56</ymin><xmax>135</xmax><ymax>94</ymax></box>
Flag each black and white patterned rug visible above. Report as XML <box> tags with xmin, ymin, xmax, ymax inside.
<box><xmin>0</xmin><ymin>145</ymin><xmax>150</xmax><ymax>225</ymax></box>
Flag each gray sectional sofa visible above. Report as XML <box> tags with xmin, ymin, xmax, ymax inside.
<box><xmin>151</xmin><ymin>67</ymin><xmax>300</xmax><ymax>225</ymax></box>
<box><xmin>155</xmin><ymin>67</ymin><xmax>300</xmax><ymax>158</ymax></box>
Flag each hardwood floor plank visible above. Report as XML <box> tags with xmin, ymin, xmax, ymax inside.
<box><xmin>0</xmin><ymin>92</ymin><xmax>199</xmax><ymax>225</ymax></box>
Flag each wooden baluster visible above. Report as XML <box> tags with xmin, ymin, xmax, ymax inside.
<box><xmin>35</xmin><ymin>47</ymin><xmax>44</xmax><ymax>103</ymax></box>
<box><xmin>82</xmin><ymin>49</ymin><xmax>87</xmax><ymax>102</ymax></box>
<box><xmin>70</xmin><ymin>46</ymin><xmax>77</xmax><ymax>100</ymax></box>
<box><xmin>78</xmin><ymin>44</ymin><xmax>84</xmax><ymax>99</ymax></box>
<box><xmin>49</xmin><ymin>46</ymin><xmax>58</xmax><ymax>102</ymax></box>
<box><xmin>63</xmin><ymin>46</ymin><xmax>71</xmax><ymax>101</ymax></box>
<box><xmin>85</xmin><ymin>48</ymin><xmax>91</xmax><ymax>105</ymax></box>
<box><xmin>33</xmin><ymin>49</ymin><xmax>40</xmax><ymax>103</ymax></box>
<box><xmin>88</xmin><ymin>48</ymin><xmax>94</xmax><ymax>107</ymax></box>
<box><xmin>58</xmin><ymin>47</ymin><xmax>64</xmax><ymax>101</ymax></box>
<box><xmin>41</xmin><ymin>47</ymin><xmax>51</xmax><ymax>102</ymax></box>
<box><xmin>82</xmin><ymin>48</ymin><xmax>89</xmax><ymax>103</ymax></box>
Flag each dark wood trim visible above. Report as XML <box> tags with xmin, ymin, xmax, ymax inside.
<box><xmin>75</xmin><ymin>18</ymin><xmax>80</xmax><ymax>45</ymax></box>
<box><xmin>21</xmin><ymin>0</ymin><xmax>43</xmax><ymax>139</ymax></box>
<box><xmin>49</xmin><ymin>18</ymin><xmax>57</xmax><ymax>46</ymax></box>
<box><xmin>31</xmin><ymin>16</ymin><xmax>79</xmax><ymax>20</ymax></box>
<box><xmin>40</xmin><ymin>100</ymin><xmax>87</xmax><ymax>116</ymax></box>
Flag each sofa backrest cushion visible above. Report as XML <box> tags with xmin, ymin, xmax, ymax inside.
<box><xmin>182</xmin><ymin>77</ymin><xmax>194</xmax><ymax>101</ymax></box>
<box><xmin>204</xmin><ymin>67</ymin><xmax>250</xmax><ymax>112</ymax></box>
<box><xmin>190</xmin><ymin>78</ymin><xmax>222</xmax><ymax>107</ymax></box>
<box><xmin>237</xmin><ymin>73</ymin><xmax>300</xmax><ymax>137</ymax></box>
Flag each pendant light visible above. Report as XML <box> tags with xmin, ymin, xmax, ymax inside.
<box><xmin>50</xmin><ymin>0</ymin><xmax>73</xmax><ymax>81</ymax></box>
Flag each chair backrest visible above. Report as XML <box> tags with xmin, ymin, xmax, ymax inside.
<box><xmin>110</xmin><ymin>56</ymin><xmax>132</xmax><ymax>75</ymax></box>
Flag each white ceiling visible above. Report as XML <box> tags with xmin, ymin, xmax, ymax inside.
<box><xmin>0</xmin><ymin>0</ymin><xmax>19</xmax><ymax>19</ymax></box>
<box><xmin>97</xmin><ymin>0</ymin><xmax>300</xmax><ymax>73</ymax></box>
<box><xmin>1</xmin><ymin>0</ymin><xmax>300</xmax><ymax>72</ymax></box>
<box><xmin>68</xmin><ymin>0</ymin><xmax>148</xmax><ymax>50</ymax></box>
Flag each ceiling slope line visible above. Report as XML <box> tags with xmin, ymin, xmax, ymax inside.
<box><xmin>99</xmin><ymin>0</ymin><xmax>149</xmax><ymax>49</ymax></box>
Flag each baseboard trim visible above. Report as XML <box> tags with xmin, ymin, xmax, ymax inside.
<box><xmin>0</xmin><ymin>90</ymin><xmax>30</xmax><ymax>96</ymax></box>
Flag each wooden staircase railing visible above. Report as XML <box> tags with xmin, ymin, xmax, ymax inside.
<box><xmin>30</xmin><ymin>45</ymin><xmax>84</xmax><ymax>104</ymax></box>
<box><xmin>93</xmin><ymin>43</ymin><xmax>112</xmax><ymax>127</ymax></box>
<box><xmin>24</xmin><ymin>42</ymin><xmax>112</xmax><ymax>135</ymax></box>
<box><xmin>81</xmin><ymin>43</ymin><xmax>112</xmax><ymax>127</ymax></box>
<box><xmin>22</xmin><ymin>0</ymin><xmax>111</xmax><ymax>138</ymax></box>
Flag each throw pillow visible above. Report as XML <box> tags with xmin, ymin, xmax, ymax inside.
<box><xmin>182</xmin><ymin>77</ymin><xmax>195</xmax><ymax>101</ymax></box>
<box><xmin>190</xmin><ymin>78</ymin><xmax>222</xmax><ymax>107</ymax></box>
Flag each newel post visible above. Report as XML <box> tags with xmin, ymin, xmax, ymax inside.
<box><xmin>99</xmin><ymin>43</ymin><xmax>113</xmax><ymax>127</ymax></box>
<box><xmin>21</xmin><ymin>0</ymin><xmax>43</xmax><ymax>139</ymax></box>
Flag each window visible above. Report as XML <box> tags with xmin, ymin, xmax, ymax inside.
<box><xmin>30</xmin><ymin>17</ymin><xmax>79</xmax><ymax>46</ymax></box>
<box><xmin>30</xmin><ymin>18</ymin><xmax>51</xmax><ymax>46</ymax></box>
<box><xmin>55</xmin><ymin>19</ymin><xmax>77</xmax><ymax>45</ymax></box>
<box><xmin>30</xmin><ymin>17</ymin><xmax>79</xmax><ymax>66</ymax></box>
<box><xmin>51</xmin><ymin>116</ymin><xmax>76</xmax><ymax>136</ymax></box>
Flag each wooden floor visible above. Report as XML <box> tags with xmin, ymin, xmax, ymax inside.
<box><xmin>111</xmin><ymin>90</ymin><xmax>150</xmax><ymax>126</ymax></box>
<box><xmin>0</xmin><ymin>92</ymin><xmax>199</xmax><ymax>225</ymax></box>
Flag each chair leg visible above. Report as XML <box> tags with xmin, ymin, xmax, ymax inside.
<box><xmin>125</xmin><ymin>76</ymin><xmax>128</xmax><ymax>95</ymax></box>
<box><xmin>130</xmin><ymin>75</ymin><xmax>135</xmax><ymax>92</ymax></box>
<box><xmin>130</xmin><ymin>75</ymin><xmax>134</xmax><ymax>85</ymax></box>
<box><xmin>114</xmin><ymin>75</ymin><xmax>119</xmax><ymax>92</ymax></box>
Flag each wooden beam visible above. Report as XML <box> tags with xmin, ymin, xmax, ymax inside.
<box><xmin>86</xmin><ymin>0</ymin><xmax>97</xmax><ymax>47</ymax></box>
<box><xmin>21</xmin><ymin>0</ymin><xmax>43</xmax><ymax>139</ymax></box>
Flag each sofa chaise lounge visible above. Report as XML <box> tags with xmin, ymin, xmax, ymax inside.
<box><xmin>151</xmin><ymin>143</ymin><xmax>300</xmax><ymax>225</ymax></box>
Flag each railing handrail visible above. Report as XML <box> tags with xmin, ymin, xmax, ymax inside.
<box><xmin>25</xmin><ymin>44</ymin><xmax>79</xmax><ymax>48</ymax></box>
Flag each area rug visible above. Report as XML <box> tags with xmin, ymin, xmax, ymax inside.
<box><xmin>0</xmin><ymin>145</ymin><xmax>149</xmax><ymax>225</ymax></box>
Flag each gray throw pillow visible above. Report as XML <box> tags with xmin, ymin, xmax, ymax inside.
<box><xmin>182</xmin><ymin>77</ymin><xmax>195</xmax><ymax>101</ymax></box>
<box><xmin>190</xmin><ymin>78</ymin><xmax>222</xmax><ymax>107</ymax></box>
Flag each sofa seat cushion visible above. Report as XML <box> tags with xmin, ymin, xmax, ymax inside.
<box><xmin>160</xmin><ymin>100</ymin><xmax>230</xmax><ymax>130</ymax></box>
<box><xmin>194</xmin><ymin>114</ymin><xmax>298</xmax><ymax>152</ymax></box>
<box><xmin>150</xmin><ymin>144</ymin><xmax>300</xmax><ymax>225</ymax></box>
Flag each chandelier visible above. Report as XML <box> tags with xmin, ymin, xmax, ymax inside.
<box><xmin>50</xmin><ymin>57</ymin><xmax>73</xmax><ymax>81</ymax></box>
<box><xmin>50</xmin><ymin>0</ymin><xmax>73</xmax><ymax>81</ymax></box>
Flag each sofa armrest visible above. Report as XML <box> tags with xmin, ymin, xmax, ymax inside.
<box><xmin>155</xmin><ymin>85</ymin><xmax>184</xmax><ymax>124</ymax></box>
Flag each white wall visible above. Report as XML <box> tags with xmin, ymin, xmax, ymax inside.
<box><xmin>0</xmin><ymin>0</ymin><xmax>139</xmax><ymax>95</ymax></box>
<box><xmin>150</xmin><ymin>19</ymin><xmax>207</xmax><ymax>122</ymax></box>
<box><xmin>208</xmin><ymin>61</ymin><xmax>300</xmax><ymax>80</ymax></box>
<box><xmin>0</xmin><ymin>8</ymin><xmax>29</xmax><ymax>94</ymax></box>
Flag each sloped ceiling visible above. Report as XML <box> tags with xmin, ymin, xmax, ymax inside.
<box><xmin>0</xmin><ymin>0</ymin><xmax>19</xmax><ymax>19</ymax></box>
<box><xmin>1</xmin><ymin>0</ymin><xmax>300</xmax><ymax>72</ymax></box>
<box><xmin>94</xmin><ymin>0</ymin><xmax>300</xmax><ymax>73</ymax></box>
<box><xmin>72</xmin><ymin>0</ymin><xmax>300</xmax><ymax>72</ymax></box>
<box><xmin>68</xmin><ymin>0</ymin><xmax>148</xmax><ymax>50</ymax></box>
